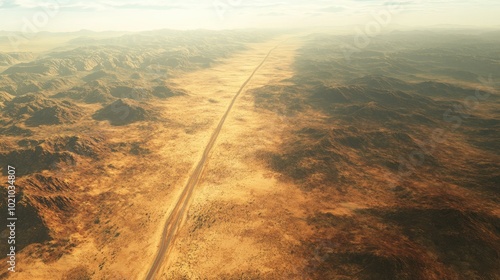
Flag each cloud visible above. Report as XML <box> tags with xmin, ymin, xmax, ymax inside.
<box><xmin>1</xmin><ymin>0</ymin><xmax>500</xmax><ymax>31</ymax></box>
<box><xmin>0</xmin><ymin>0</ymin><xmax>201</xmax><ymax>10</ymax></box>
<box><xmin>319</xmin><ymin>6</ymin><xmax>346</xmax><ymax>13</ymax></box>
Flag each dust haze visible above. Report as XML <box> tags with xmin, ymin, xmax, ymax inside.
<box><xmin>0</xmin><ymin>1</ymin><xmax>499</xmax><ymax>280</ymax></box>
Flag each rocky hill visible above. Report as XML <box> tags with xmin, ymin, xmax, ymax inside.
<box><xmin>93</xmin><ymin>98</ymin><xmax>153</xmax><ymax>126</ymax></box>
<box><xmin>3</xmin><ymin>94</ymin><xmax>84</xmax><ymax>126</ymax></box>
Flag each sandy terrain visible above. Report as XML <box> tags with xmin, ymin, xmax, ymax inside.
<box><xmin>158</xmin><ymin>37</ymin><xmax>314</xmax><ymax>279</ymax></box>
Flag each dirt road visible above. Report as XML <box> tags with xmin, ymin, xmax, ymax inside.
<box><xmin>145</xmin><ymin>44</ymin><xmax>280</xmax><ymax>280</ymax></box>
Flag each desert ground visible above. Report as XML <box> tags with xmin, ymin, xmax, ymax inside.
<box><xmin>0</xmin><ymin>29</ymin><xmax>499</xmax><ymax>279</ymax></box>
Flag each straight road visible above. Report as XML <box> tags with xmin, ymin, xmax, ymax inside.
<box><xmin>145</xmin><ymin>43</ymin><xmax>280</xmax><ymax>280</ymax></box>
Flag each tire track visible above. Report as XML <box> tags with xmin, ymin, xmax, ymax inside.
<box><xmin>145</xmin><ymin>43</ymin><xmax>279</xmax><ymax>280</ymax></box>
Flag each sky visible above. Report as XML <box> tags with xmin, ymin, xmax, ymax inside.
<box><xmin>0</xmin><ymin>0</ymin><xmax>499</xmax><ymax>32</ymax></box>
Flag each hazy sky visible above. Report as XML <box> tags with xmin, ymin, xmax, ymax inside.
<box><xmin>1</xmin><ymin>0</ymin><xmax>499</xmax><ymax>32</ymax></box>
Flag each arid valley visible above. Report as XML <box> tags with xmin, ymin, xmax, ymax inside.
<box><xmin>0</xmin><ymin>28</ymin><xmax>499</xmax><ymax>280</ymax></box>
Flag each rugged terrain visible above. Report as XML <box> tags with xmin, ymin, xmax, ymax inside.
<box><xmin>0</xmin><ymin>29</ymin><xmax>499</xmax><ymax>279</ymax></box>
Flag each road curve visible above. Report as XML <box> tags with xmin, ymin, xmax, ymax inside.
<box><xmin>145</xmin><ymin>43</ymin><xmax>280</xmax><ymax>280</ymax></box>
